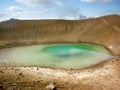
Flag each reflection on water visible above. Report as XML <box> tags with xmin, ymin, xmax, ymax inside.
<box><xmin>0</xmin><ymin>44</ymin><xmax>115</xmax><ymax>69</ymax></box>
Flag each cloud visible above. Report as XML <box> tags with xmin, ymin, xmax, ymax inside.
<box><xmin>81</xmin><ymin>0</ymin><xmax>112</xmax><ymax>3</ymax></box>
<box><xmin>95</xmin><ymin>9</ymin><xmax>120</xmax><ymax>17</ymax></box>
<box><xmin>55</xmin><ymin>1</ymin><xmax>64</xmax><ymax>6</ymax></box>
<box><xmin>0</xmin><ymin>4</ymin><xmax>89</xmax><ymax>21</ymax></box>
<box><xmin>5</xmin><ymin>6</ymin><xmax>23</xmax><ymax>12</ymax></box>
<box><xmin>57</xmin><ymin>7</ymin><xmax>88</xmax><ymax>20</ymax></box>
<box><xmin>15</xmin><ymin>0</ymin><xmax>63</xmax><ymax>7</ymax></box>
<box><xmin>0</xmin><ymin>6</ymin><xmax>28</xmax><ymax>21</ymax></box>
<box><xmin>0</xmin><ymin>6</ymin><xmax>23</xmax><ymax>21</ymax></box>
<box><xmin>0</xmin><ymin>12</ymin><xmax>9</xmax><ymax>21</ymax></box>
<box><xmin>79</xmin><ymin>15</ymin><xmax>87</xmax><ymax>19</ymax></box>
<box><xmin>43</xmin><ymin>8</ymin><xmax>51</xmax><ymax>13</ymax></box>
<box><xmin>0</xmin><ymin>13</ymin><xmax>7</xmax><ymax>17</ymax></box>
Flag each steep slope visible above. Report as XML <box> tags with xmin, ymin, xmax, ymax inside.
<box><xmin>0</xmin><ymin>14</ymin><xmax>120</xmax><ymax>55</ymax></box>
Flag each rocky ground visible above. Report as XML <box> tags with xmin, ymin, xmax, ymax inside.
<box><xmin>0</xmin><ymin>15</ymin><xmax>120</xmax><ymax>90</ymax></box>
<box><xmin>0</xmin><ymin>59</ymin><xmax>120</xmax><ymax>90</ymax></box>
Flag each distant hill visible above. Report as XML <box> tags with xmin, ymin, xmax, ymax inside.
<box><xmin>0</xmin><ymin>14</ymin><xmax>120</xmax><ymax>56</ymax></box>
<box><xmin>9</xmin><ymin>18</ymin><xmax>20</xmax><ymax>21</ymax></box>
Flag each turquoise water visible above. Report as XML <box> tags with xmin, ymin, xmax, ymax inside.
<box><xmin>43</xmin><ymin>44</ymin><xmax>110</xmax><ymax>56</ymax></box>
<box><xmin>0</xmin><ymin>44</ymin><xmax>114</xmax><ymax>69</ymax></box>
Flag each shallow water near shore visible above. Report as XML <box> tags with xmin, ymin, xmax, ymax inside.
<box><xmin>0</xmin><ymin>44</ymin><xmax>115</xmax><ymax>69</ymax></box>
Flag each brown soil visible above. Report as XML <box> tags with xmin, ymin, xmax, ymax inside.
<box><xmin>0</xmin><ymin>59</ymin><xmax>120</xmax><ymax>90</ymax></box>
<box><xmin>0</xmin><ymin>14</ymin><xmax>120</xmax><ymax>55</ymax></box>
<box><xmin>0</xmin><ymin>14</ymin><xmax>120</xmax><ymax>90</ymax></box>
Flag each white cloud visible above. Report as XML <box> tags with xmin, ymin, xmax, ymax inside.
<box><xmin>0</xmin><ymin>4</ymin><xmax>88</xmax><ymax>21</ymax></box>
<box><xmin>15</xmin><ymin>0</ymin><xmax>63</xmax><ymax>7</ymax></box>
<box><xmin>95</xmin><ymin>9</ymin><xmax>120</xmax><ymax>17</ymax></box>
<box><xmin>55</xmin><ymin>1</ymin><xmax>63</xmax><ymax>6</ymax></box>
<box><xmin>79</xmin><ymin>15</ymin><xmax>88</xmax><ymax>19</ymax></box>
<box><xmin>57</xmin><ymin>7</ymin><xmax>87</xmax><ymax>20</ymax></box>
<box><xmin>81</xmin><ymin>0</ymin><xmax>112</xmax><ymax>3</ymax></box>
<box><xmin>5</xmin><ymin>6</ymin><xmax>23</xmax><ymax>12</ymax></box>
<box><xmin>0</xmin><ymin>4</ymin><xmax>55</xmax><ymax>21</ymax></box>
<box><xmin>0</xmin><ymin>13</ymin><xmax>7</xmax><ymax>17</ymax></box>
<box><xmin>43</xmin><ymin>8</ymin><xmax>51</xmax><ymax>13</ymax></box>
<box><xmin>0</xmin><ymin>6</ymin><xmax>28</xmax><ymax>21</ymax></box>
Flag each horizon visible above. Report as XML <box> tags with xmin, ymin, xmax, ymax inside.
<box><xmin>0</xmin><ymin>14</ymin><xmax>119</xmax><ymax>22</ymax></box>
<box><xmin>0</xmin><ymin>0</ymin><xmax>120</xmax><ymax>22</ymax></box>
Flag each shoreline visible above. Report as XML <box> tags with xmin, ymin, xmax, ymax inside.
<box><xmin>0</xmin><ymin>59</ymin><xmax>120</xmax><ymax>90</ymax></box>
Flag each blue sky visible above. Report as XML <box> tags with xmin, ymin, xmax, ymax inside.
<box><xmin>0</xmin><ymin>0</ymin><xmax>120</xmax><ymax>21</ymax></box>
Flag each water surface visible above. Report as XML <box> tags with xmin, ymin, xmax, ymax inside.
<box><xmin>0</xmin><ymin>44</ymin><xmax>114</xmax><ymax>69</ymax></box>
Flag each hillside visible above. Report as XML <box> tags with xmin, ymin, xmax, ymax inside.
<box><xmin>0</xmin><ymin>14</ymin><xmax>120</xmax><ymax>56</ymax></box>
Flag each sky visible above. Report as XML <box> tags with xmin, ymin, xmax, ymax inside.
<box><xmin>0</xmin><ymin>0</ymin><xmax>120</xmax><ymax>21</ymax></box>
